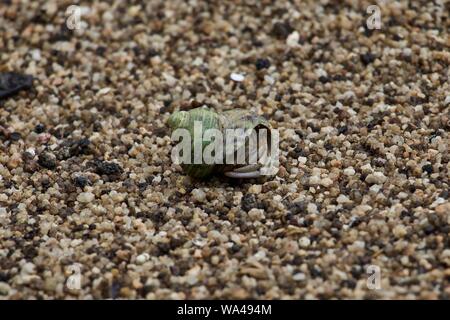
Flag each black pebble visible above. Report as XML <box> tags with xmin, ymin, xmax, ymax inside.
<box><xmin>288</xmin><ymin>145</ymin><xmax>306</xmax><ymax>158</ymax></box>
<box><xmin>241</xmin><ymin>193</ymin><xmax>258</xmax><ymax>212</ymax></box>
<box><xmin>74</xmin><ymin>176</ymin><xmax>89</xmax><ymax>188</ymax></box>
<box><xmin>319</xmin><ymin>76</ymin><xmax>330</xmax><ymax>84</ymax></box>
<box><xmin>95</xmin><ymin>46</ymin><xmax>107</xmax><ymax>56</ymax></box>
<box><xmin>422</xmin><ymin>164</ymin><xmax>433</xmax><ymax>175</ymax></box>
<box><xmin>57</xmin><ymin>138</ymin><xmax>91</xmax><ymax>160</ymax></box>
<box><xmin>93</xmin><ymin>160</ymin><xmax>123</xmax><ymax>176</ymax></box>
<box><xmin>0</xmin><ymin>72</ymin><xmax>34</xmax><ymax>99</ymax></box>
<box><xmin>271</xmin><ymin>21</ymin><xmax>293</xmax><ymax>39</ymax></box>
<box><xmin>34</xmin><ymin>124</ymin><xmax>45</xmax><ymax>133</ymax></box>
<box><xmin>360</xmin><ymin>53</ymin><xmax>376</xmax><ymax>65</ymax></box>
<box><xmin>255</xmin><ymin>58</ymin><xmax>271</xmax><ymax>70</ymax></box>
<box><xmin>157</xmin><ymin>242</ymin><xmax>171</xmax><ymax>255</ymax></box>
<box><xmin>288</xmin><ymin>201</ymin><xmax>306</xmax><ymax>215</ymax></box>
<box><xmin>38</xmin><ymin>151</ymin><xmax>57</xmax><ymax>169</ymax></box>
<box><xmin>439</xmin><ymin>190</ymin><xmax>449</xmax><ymax>199</ymax></box>
<box><xmin>9</xmin><ymin>132</ymin><xmax>21</xmax><ymax>141</ymax></box>
<box><xmin>338</xmin><ymin>125</ymin><xmax>348</xmax><ymax>135</ymax></box>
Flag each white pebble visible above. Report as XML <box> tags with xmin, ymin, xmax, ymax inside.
<box><xmin>26</xmin><ymin>148</ymin><xmax>36</xmax><ymax>157</ymax></box>
<box><xmin>21</xmin><ymin>262</ymin><xmax>36</xmax><ymax>275</ymax></box>
<box><xmin>230</xmin><ymin>73</ymin><xmax>245</xmax><ymax>82</ymax></box>
<box><xmin>264</xmin><ymin>75</ymin><xmax>275</xmax><ymax>85</ymax></box>
<box><xmin>97</xmin><ymin>87</ymin><xmax>111</xmax><ymax>96</ymax></box>
<box><xmin>353</xmin><ymin>240</ymin><xmax>365</xmax><ymax>249</ymax></box>
<box><xmin>309</xmin><ymin>175</ymin><xmax>321</xmax><ymax>185</ymax></box>
<box><xmin>307</xmin><ymin>203</ymin><xmax>318</xmax><ymax>214</ymax></box>
<box><xmin>445</xmin><ymin>95</ymin><xmax>450</xmax><ymax>105</ymax></box>
<box><xmin>248</xmin><ymin>208</ymin><xmax>264</xmax><ymax>221</ymax></box>
<box><xmin>77</xmin><ymin>192</ymin><xmax>95</xmax><ymax>203</ymax></box>
<box><xmin>286</xmin><ymin>31</ymin><xmax>300</xmax><ymax>47</ymax></box>
<box><xmin>365</xmin><ymin>172</ymin><xmax>387</xmax><ymax>184</ymax></box>
<box><xmin>152</xmin><ymin>175</ymin><xmax>162</xmax><ymax>184</ymax></box>
<box><xmin>109</xmin><ymin>190</ymin><xmax>125</xmax><ymax>203</ymax></box>
<box><xmin>186</xmin><ymin>274</ymin><xmax>198</xmax><ymax>285</ymax></box>
<box><xmin>292</xmin><ymin>273</ymin><xmax>306</xmax><ymax>281</ymax></box>
<box><xmin>343</xmin><ymin>167</ymin><xmax>355</xmax><ymax>176</ymax></box>
<box><xmin>369</xmin><ymin>184</ymin><xmax>382</xmax><ymax>193</ymax></box>
<box><xmin>191</xmin><ymin>188</ymin><xmax>206</xmax><ymax>202</ymax></box>
<box><xmin>31</xmin><ymin>49</ymin><xmax>41</xmax><ymax>61</ymax></box>
<box><xmin>136</xmin><ymin>253</ymin><xmax>150</xmax><ymax>265</ymax></box>
<box><xmin>291</xmin><ymin>83</ymin><xmax>302</xmax><ymax>91</ymax></box>
<box><xmin>299</xmin><ymin>236</ymin><xmax>311</xmax><ymax>248</ymax></box>
<box><xmin>0</xmin><ymin>282</ymin><xmax>10</xmax><ymax>295</ymax></box>
<box><xmin>320</xmin><ymin>177</ymin><xmax>333</xmax><ymax>187</ymax></box>
<box><xmin>393</xmin><ymin>225</ymin><xmax>407</xmax><ymax>238</ymax></box>
<box><xmin>248</xmin><ymin>184</ymin><xmax>262</xmax><ymax>194</ymax></box>
<box><xmin>337</xmin><ymin>194</ymin><xmax>351</xmax><ymax>204</ymax></box>
<box><xmin>163</xmin><ymin>73</ymin><xmax>177</xmax><ymax>86</ymax></box>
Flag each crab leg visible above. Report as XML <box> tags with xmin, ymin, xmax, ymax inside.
<box><xmin>225</xmin><ymin>170</ymin><xmax>261</xmax><ymax>178</ymax></box>
<box><xmin>232</xmin><ymin>163</ymin><xmax>261</xmax><ymax>173</ymax></box>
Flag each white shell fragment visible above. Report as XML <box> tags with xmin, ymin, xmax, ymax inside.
<box><xmin>286</xmin><ymin>31</ymin><xmax>300</xmax><ymax>47</ymax></box>
<box><xmin>230</xmin><ymin>73</ymin><xmax>245</xmax><ymax>82</ymax></box>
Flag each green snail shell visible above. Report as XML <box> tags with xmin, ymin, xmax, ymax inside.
<box><xmin>168</xmin><ymin>107</ymin><xmax>272</xmax><ymax>179</ymax></box>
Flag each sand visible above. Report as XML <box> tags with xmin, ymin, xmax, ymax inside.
<box><xmin>0</xmin><ymin>0</ymin><xmax>449</xmax><ymax>299</ymax></box>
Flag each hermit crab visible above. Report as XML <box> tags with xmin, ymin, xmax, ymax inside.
<box><xmin>167</xmin><ymin>107</ymin><xmax>278</xmax><ymax>179</ymax></box>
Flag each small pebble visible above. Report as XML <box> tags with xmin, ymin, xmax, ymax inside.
<box><xmin>73</xmin><ymin>176</ymin><xmax>89</xmax><ymax>188</ymax></box>
<box><xmin>230</xmin><ymin>73</ymin><xmax>245</xmax><ymax>82</ymax></box>
<box><xmin>191</xmin><ymin>188</ymin><xmax>206</xmax><ymax>203</ymax></box>
<box><xmin>286</xmin><ymin>31</ymin><xmax>299</xmax><ymax>47</ymax></box>
<box><xmin>343</xmin><ymin>167</ymin><xmax>355</xmax><ymax>176</ymax></box>
<box><xmin>136</xmin><ymin>253</ymin><xmax>149</xmax><ymax>265</ymax></box>
<box><xmin>77</xmin><ymin>192</ymin><xmax>95</xmax><ymax>203</ymax></box>
<box><xmin>299</xmin><ymin>237</ymin><xmax>311</xmax><ymax>248</ymax></box>
<box><xmin>365</xmin><ymin>172</ymin><xmax>387</xmax><ymax>184</ymax></box>
<box><xmin>38</xmin><ymin>151</ymin><xmax>57</xmax><ymax>169</ymax></box>
<box><xmin>34</xmin><ymin>124</ymin><xmax>45</xmax><ymax>133</ymax></box>
<box><xmin>255</xmin><ymin>58</ymin><xmax>271</xmax><ymax>70</ymax></box>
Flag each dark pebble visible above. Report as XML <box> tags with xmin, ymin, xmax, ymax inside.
<box><xmin>38</xmin><ymin>151</ymin><xmax>57</xmax><ymax>169</ymax></box>
<box><xmin>241</xmin><ymin>193</ymin><xmax>258</xmax><ymax>212</ymax></box>
<box><xmin>57</xmin><ymin>138</ymin><xmax>91</xmax><ymax>160</ymax></box>
<box><xmin>34</xmin><ymin>124</ymin><xmax>45</xmax><ymax>133</ymax></box>
<box><xmin>360</xmin><ymin>53</ymin><xmax>376</xmax><ymax>65</ymax></box>
<box><xmin>9</xmin><ymin>132</ymin><xmax>21</xmax><ymax>141</ymax></box>
<box><xmin>255</xmin><ymin>58</ymin><xmax>271</xmax><ymax>70</ymax></box>
<box><xmin>95</xmin><ymin>46</ymin><xmax>107</xmax><ymax>56</ymax></box>
<box><xmin>338</xmin><ymin>125</ymin><xmax>348</xmax><ymax>134</ymax></box>
<box><xmin>73</xmin><ymin>176</ymin><xmax>89</xmax><ymax>188</ymax></box>
<box><xmin>319</xmin><ymin>76</ymin><xmax>330</xmax><ymax>84</ymax></box>
<box><xmin>288</xmin><ymin>201</ymin><xmax>306</xmax><ymax>215</ymax></box>
<box><xmin>93</xmin><ymin>160</ymin><xmax>123</xmax><ymax>176</ymax></box>
<box><xmin>439</xmin><ymin>190</ymin><xmax>449</xmax><ymax>199</ymax></box>
<box><xmin>271</xmin><ymin>21</ymin><xmax>293</xmax><ymax>39</ymax></box>
<box><xmin>0</xmin><ymin>72</ymin><xmax>34</xmax><ymax>99</ymax></box>
<box><xmin>288</xmin><ymin>145</ymin><xmax>306</xmax><ymax>158</ymax></box>
<box><xmin>422</xmin><ymin>164</ymin><xmax>433</xmax><ymax>175</ymax></box>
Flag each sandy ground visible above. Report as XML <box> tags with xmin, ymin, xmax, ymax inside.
<box><xmin>0</xmin><ymin>0</ymin><xmax>449</xmax><ymax>299</ymax></box>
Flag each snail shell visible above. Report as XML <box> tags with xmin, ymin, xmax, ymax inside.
<box><xmin>168</xmin><ymin>107</ymin><xmax>275</xmax><ymax>179</ymax></box>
